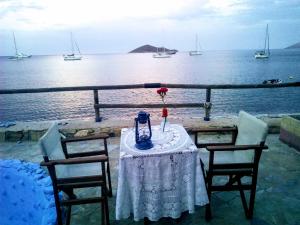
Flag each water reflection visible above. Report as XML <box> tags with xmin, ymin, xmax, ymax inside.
<box><xmin>0</xmin><ymin>50</ymin><xmax>299</xmax><ymax>121</ymax></box>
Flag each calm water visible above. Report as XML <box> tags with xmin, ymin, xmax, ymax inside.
<box><xmin>0</xmin><ymin>49</ymin><xmax>300</xmax><ymax>122</ymax></box>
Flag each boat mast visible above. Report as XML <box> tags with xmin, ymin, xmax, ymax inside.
<box><xmin>75</xmin><ymin>40</ymin><xmax>81</xmax><ymax>55</ymax></box>
<box><xmin>195</xmin><ymin>34</ymin><xmax>198</xmax><ymax>52</ymax></box>
<box><xmin>13</xmin><ymin>32</ymin><xmax>18</xmax><ymax>55</ymax></box>
<box><xmin>267</xmin><ymin>24</ymin><xmax>270</xmax><ymax>56</ymax></box>
<box><xmin>70</xmin><ymin>32</ymin><xmax>74</xmax><ymax>54</ymax></box>
<box><xmin>263</xmin><ymin>24</ymin><xmax>268</xmax><ymax>54</ymax></box>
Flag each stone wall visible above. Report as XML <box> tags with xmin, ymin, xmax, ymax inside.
<box><xmin>0</xmin><ymin>115</ymin><xmax>286</xmax><ymax>142</ymax></box>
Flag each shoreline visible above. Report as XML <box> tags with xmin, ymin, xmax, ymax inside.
<box><xmin>0</xmin><ymin>113</ymin><xmax>288</xmax><ymax>142</ymax></box>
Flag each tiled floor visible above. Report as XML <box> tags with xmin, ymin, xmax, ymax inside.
<box><xmin>0</xmin><ymin>134</ymin><xmax>299</xmax><ymax>225</ymax></box>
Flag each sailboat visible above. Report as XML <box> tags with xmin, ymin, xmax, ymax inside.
<box><xmin>189</xmin><ymin>34</ymin><xmax>202</xmax><ymax>56</ymax></box>
<box><xmin>8</xmin><ymin>32</ymin><xmax>32</xmax><ymax>60</ymax></box>
<box><xmin>153</xmin><ymin>47</ymin><xmax>171</xmax><ymax>58</ymax></box>
<box><xmin>255</xmin><ymin>24</ymin><xmax>270</xmax><ymax>59</ymax></box>
<box><xmin>63</xmin><ymin>32</ymin><xmax>82</xmax><ymax>61</ymax></box>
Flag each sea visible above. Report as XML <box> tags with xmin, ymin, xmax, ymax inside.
<box><xmin>0</xmin><ymin>49</ymin><xmax>300</xmax><ymax>122</ymax></box>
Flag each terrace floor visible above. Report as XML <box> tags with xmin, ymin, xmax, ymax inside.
<box><xmin>0</xmin><ymin>134</ymin><xmax>299</xmax><ymax>225</ymax></box>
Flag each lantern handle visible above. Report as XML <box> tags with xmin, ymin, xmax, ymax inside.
<box><xmin>135</xmin><ymin>118</ymin><xmax>140</xmax><ymax>144</ymax></box>
<box><xmin>147</xmin><ymin>114</ymin><xmax>152</xmax><ymax>139</ymax></box>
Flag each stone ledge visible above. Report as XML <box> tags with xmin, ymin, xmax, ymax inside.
<box><xmin>0</xmin><ymin>114</ymin><xmax>295</xmax><ymax>142</ymax></box>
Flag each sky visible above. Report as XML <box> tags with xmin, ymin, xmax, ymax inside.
<box><xmin>0</xmin><ymin>0</ymin><xmax>300</xmax><ymax>55</ymax></box>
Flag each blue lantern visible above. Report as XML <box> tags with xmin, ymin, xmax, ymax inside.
<box><xmin>135</xmin><ymin>111</ymin><xmax>153</xmax><ymax>150</ymax></box>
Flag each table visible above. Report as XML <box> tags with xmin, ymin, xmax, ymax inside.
<box><xmin>116</xmin><ymin>124</ymin><xmax>209</xmax><ymax>221</ymax></box>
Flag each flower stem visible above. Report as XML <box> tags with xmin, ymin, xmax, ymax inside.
<box><xmin>163</xmin><ymin>117</ymin><xmax>167</xmax><ymax>132</ymax></box>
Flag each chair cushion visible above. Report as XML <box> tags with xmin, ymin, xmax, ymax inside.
<box><xmin>234</xmin><ymin>111</ymin><xmax>268</xmax><ymax>162</ymax></box>
<box><xmin>39</xmin><ymin>123</ymin><xmax>65</xmax><ymax>160</ymax></box>
<box><xmin>56</xmin><ymin>163</ymin><xmax>102</xmax><ymax>178</ymax></box>
<box><xmin>235</xmin><ymin>111</ymin><xmax>268</xmax><ymax>145</ymax></box>
<box><xmin>40</xmin><ymin>123</ymin><xmax>102</xmax><ymax>178</ymax></box>
<box><xmin>199</xmin><ymin>111</ymin><xmax>268</xmax><ymax>167</ymax></box>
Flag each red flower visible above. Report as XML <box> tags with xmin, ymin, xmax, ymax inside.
<box><xmin>157</xmin><ymin>87</ymin><xmax>168</xmax><ymax>96</ymax></box>
<box><xmin>160</xmin><ymin>87</ymin><xmax>168</xmax><ymax>93</ymax></box>
<box><xmin>162</xmin><ymin>108</ymin><xmax>168</xmax><ymax>117</ymax></box>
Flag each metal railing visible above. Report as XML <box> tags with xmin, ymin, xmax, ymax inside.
<box><xmin>1</xmin><ymin>82</ymin><xmax>299</xmax><ymax>122</ymax></box>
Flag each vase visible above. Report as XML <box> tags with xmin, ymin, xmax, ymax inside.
<box><xmin>160</xmin><ymin>118</ymin><xmax>170</xmax><ymax>132</ymax></box>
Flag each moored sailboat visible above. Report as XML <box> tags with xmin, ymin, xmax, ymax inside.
<box><xmin>189</xmin><ymin>34</ymin><xmax>202</xmax><ymax>56</ymax></box>
<box><xmin>255</xmin><ymin>24</ymin><xmax>270</xmax><ymax>59</ymax></box>
<box><xmin>63</xmin><ymin>32</ymin><xmax>82</xmax><ymax>61</ymax></box>
<box><xmin>8</xmin><ymin>32</ymin><xmax>32</xmax><ymax>60</ymax></box>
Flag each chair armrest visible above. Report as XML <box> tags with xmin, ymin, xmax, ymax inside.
<box><xmin>40</xmin><ymin>155</ymin><xmax>108</xmax><ymax>166</ymax></box>
<box><xmin>192</xmin><ymin>127</ymin><xmax>237</xmax><ymax>133</ymax></box>
<box><xmin>67</xmin><ymin>150</ymin><xmax>106</xmax><ymax>158</ymax></box>
<box><xmin>62</xmin><ymin>133</ymin><xmax>109</xmax><ymax>143</ymax></box>
<box><xmin>61</xmin><ymin>134</ymin><xmax>109</xmax><ymax>159</ymax></box>
<box><xmin>196</xmin><ymin>142</ymin><xmax>234</xmax><ymax>148</ymax></box>
<box><xmin>206</xmin><ymin>144</ymin><xmax>268</xmax><ymax>152</ymax></box>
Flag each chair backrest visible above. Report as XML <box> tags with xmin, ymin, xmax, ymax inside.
<box><xmin>39</xmin><ymin>122</ymin><xmax>65</xmax><ymax>160</ymax></box>
<box><xmin>234</xmin><ymin>111</ymin><xmax>268</xmax><ymax>162</ymax></box>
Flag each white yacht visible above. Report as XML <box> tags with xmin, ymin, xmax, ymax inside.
<box><xmin>8</xmin><ymin>32</ymin><xmax>32</xmax><ymax>60</ymax></box>
<box><xmin>153</xmin><ymin>47</ymin><xmax>171</xmax><ymax>58</ymax></box>
<box><xmin>255</xmin><ymin>24</ymin><xmax>270</xmax><ymax>59</ymax></box>
<box><xmin>189</xmin><ymin>34</ymin><xmax>202</xmax><ymax>56</ymax></box>
<box><xmin>63</xmin><ymin>32</ymin><xmax>82</xmax><ymax>61</ymax></box>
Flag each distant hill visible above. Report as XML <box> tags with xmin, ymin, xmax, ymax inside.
<box><xmin>285</xmin><ymin>42</ymin><xmax>300</xmax><ymax>49</ymax></box>
<box><xmin>129</xmin><ymin>44</ymin><xmax>177</xmax><ymax>53</ymax></box>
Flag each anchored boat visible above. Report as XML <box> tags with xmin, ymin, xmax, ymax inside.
<box><xmin>63</xmin><ymin>32</ymin><xmax>82</xmax><ymax>61</ymax></box>
<box><xmin>262</xmin><ymin>79</ymin><xmax>282</xmax><ymax>84</ymax></box>
<box><xmin>153</xmin><ymin>47</ymin><xmax>171</xmax><ymax>58</ymax></box>
<box><xmin>189</xmin><ymin>34</ymin><xmax>202</xmax><ymax>56</ymax></box>
<box><xmin>255</xmin><ymin>24</ymin><xmax>270</xmax><ymax>59</ymax></box>
<box><xmin>8</xmin><ymin>32</ymin><xmax>32</xmax><ymax>60</ymax></box>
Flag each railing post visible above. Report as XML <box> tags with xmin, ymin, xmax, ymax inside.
<box><xmin>93</xmin><ymin>90</ymin><xmax>101</xmax><ymax>122</ymax></box>
<box><xmin>204</xmin><ymin>88</ymin><xmax>212</xmax><ymax>121</ymax></box>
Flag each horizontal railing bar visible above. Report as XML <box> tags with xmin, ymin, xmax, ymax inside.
<box><xmin>167</xmin><ymin>82</ymin><xmax>300</xmax><ymax>89</ymax></box>
<box><xmin>95</xmin><ymin>103</ymin><xmax>204</xmax><ymax>109</ymax></box>
<box><xmin>0</xmin><ymin>82</ymin><xmax>299</xmax><ymax>94</ymax></box>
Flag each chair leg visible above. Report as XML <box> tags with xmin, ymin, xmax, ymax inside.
<box><xmin>200</xmin><ymin>159</ymin><xmax>207</xmax><ymax>183</ymax></box>
<box><xmin>200</xmin><ymin>158</ymin><xmax>212</xmax><ymax>221</ymax></box>
<box><xmin>101</xmin><ymin>186</ymin><xmax>110</xmax><ymax>225</ymax></box>
<box><xmin>66</xmin><ymin>206</ymin><xmax>72</xmax><ymax>225</ymax></box>
<box><xmin>205</xmin><ymin>173</ymin><xmax>212</xmax><ymax>221</ymax></box>
<box><xmin>106</xmin><ymin>161</ymin><xmax>113</xmax><ymax>197</ymax></box>
<box><xmin>101</xmin><ymin>200</ymin><xmax>105</xmax><ymax>225</ymax></box>
<box><xmin>104</xmin><ymin>138</ymin><xmax>113</xmax><ymax>197</ymax></box>
<box><xmin>144</xmin><ymin>217</ymin><xmax>151</xmax><ymax>225</ymax></box>
<box><xmin>205</xmin><ymin>203</ymin><xmax>212</xmax><ymax>221</ymax></box>
<box><xmin>104</xmin><ymin>195</ymin><xmax>110</xmax><ymax>225</ymax></box>
<box><xmin>248</xmin><ymin>166</ymin><xmax>259</xmax><ymax>219</ymax></box>
<box><xmin>54</xmin><ymin>196</ymin><xmax>63</xmax><ymax>225</ymax></box>
<box><xmin>247</xmin><ymin>184</ymin><xmax>257</xmax><ymax>219</ymax></box>
<box><xmin>49</xmin><ymin>172</ymin><xmax>63</xmax><ymax>225</ymax></box>
<box><xmin>237</xmin><ymin>178</ymin><xmax>249</xmax><ymax>217</ymax></box>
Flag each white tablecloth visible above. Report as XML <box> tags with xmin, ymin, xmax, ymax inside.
<box><xmin>116</xmin><ymin>124</ymin><xmax>209</xmax><ymax>221</ymax></box>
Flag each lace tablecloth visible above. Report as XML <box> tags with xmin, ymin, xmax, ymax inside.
<box><xmin>116</xmin><ymin>124</ymin><xmax>209</xmax><ymax>221</ymax></box>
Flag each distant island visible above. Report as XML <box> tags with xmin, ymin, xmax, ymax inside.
<box><xmin>129</xmin><ymin>44</ymin><xmax>178</xmax><ymax>53</ymax></box>
<box><xmin>285</xmin><ymin>42</ymin><xmax>300</xmax><ymax>49</ymax></box>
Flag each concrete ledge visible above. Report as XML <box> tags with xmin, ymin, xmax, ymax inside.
<box><xmin>0</xmin><ymin>114</ymin><xmax>292</xmax><ymax>142</ymax></box>
<box><xmin>279</xmin><ymin>116</ymin><xmax>300</xmax><ymax>150</ymax></box>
